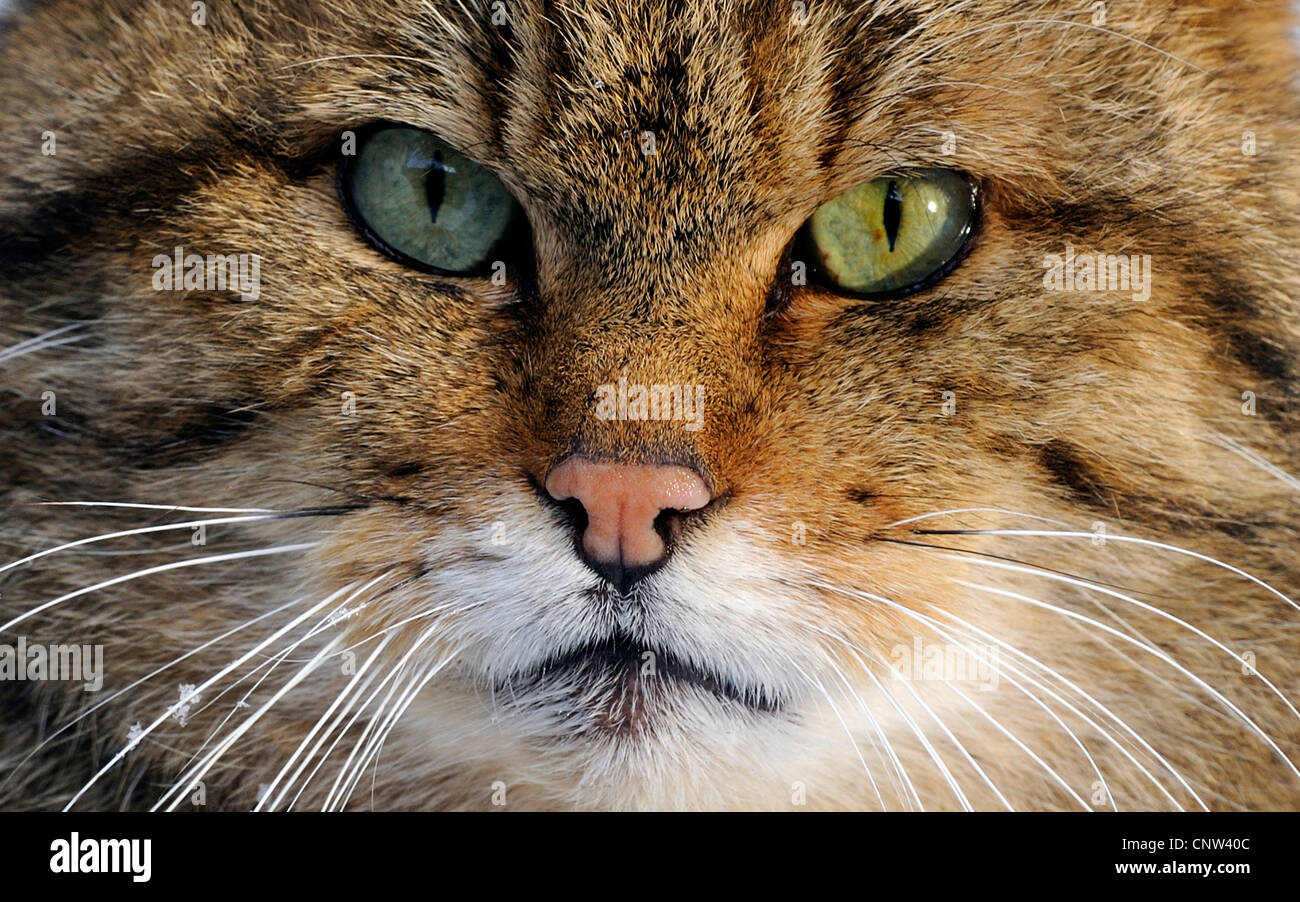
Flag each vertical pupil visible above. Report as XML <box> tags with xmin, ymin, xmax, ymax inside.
<box><xmin>883</xmin><ymin>180</ymin><xmax>903</xmax><ymax>252</ymax></box>
<box><xmin>425</xmin><ymin>147</ymin><xmax>445</xmax><ymax>223</ymax></box>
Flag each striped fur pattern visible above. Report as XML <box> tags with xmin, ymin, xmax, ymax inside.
<box><xmin>0</xmin><ymin>0</ymin><xmax>1297</xmax><ymax>809</ymax></box>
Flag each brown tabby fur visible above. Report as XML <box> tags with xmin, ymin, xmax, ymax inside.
<box><xmin>0</xmin><ymin>0</ymin><xmax>1296</xmax><ymax>810</ymax></box>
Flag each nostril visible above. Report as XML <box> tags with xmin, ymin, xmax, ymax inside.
<box><xmin>554</xmin><ymin>494</ymin><xmax>589</xmax><ymax>538</ymax></box>
<box><xmin>651</xmin><ymin>487</ymin><xmax>727</xmax><ymax>545</ymax></box>
<box><xmin>650</xmin><ymin>505</ymin><xmax>693</xmax><ymax>551</ymax></box>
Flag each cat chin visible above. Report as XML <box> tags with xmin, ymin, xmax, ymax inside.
<box><xmin>384</xmin><ymin>672</ymin><xmax>1052</xmax><ymax>811</ymax></box>
<box><xmin>390</xmin><ymin>680</ymin><xmax>836</xmax><ymax>810</ymax></box>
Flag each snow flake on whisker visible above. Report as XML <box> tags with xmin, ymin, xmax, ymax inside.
<box><xmin>124</xmin><ymin>722</ymin><xmax>144</xmax><ymax>753</ymax></box>
<box><xmin>171</xmin><ymin>683</ymin><xmax>203</xmax><ymax>727</ymax></box>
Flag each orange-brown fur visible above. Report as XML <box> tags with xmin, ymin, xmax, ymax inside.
<box><xmin>0</xmin><ymin>0</ymin><xmax>1297</xmax><ymax>809</ymax></box>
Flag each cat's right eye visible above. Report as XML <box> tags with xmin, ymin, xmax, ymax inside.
<box><xmin>339</xmin><ymin>125</ymin><xmax>525</xmax><ymax>276</ymax></box>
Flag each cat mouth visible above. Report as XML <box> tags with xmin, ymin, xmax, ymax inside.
<box><xmin>495</xmin><ymin>631</ymin><xmax>783</xmax><ymax>734</ymax></box>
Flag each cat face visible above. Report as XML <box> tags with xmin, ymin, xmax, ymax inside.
<box><xmin>1</xmin><ymin>0</ymin><xmax>1297</xmax><ymax>810</ymax></box>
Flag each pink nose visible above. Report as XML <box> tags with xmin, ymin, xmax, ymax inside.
<box><xmin>544</xmin><ymin>458</ymin><xmax>712</xmax><ymax>573</ymax></box>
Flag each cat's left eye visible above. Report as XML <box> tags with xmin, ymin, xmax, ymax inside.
<box><xmin>339</xmin><ymin>124</ymin><xmax>525</xmax><ymax>276</ymax></box>
<box><xmin>796</xmin><ymin>169</ymin><xmax>978</xmax><ymax>299</ymax></box>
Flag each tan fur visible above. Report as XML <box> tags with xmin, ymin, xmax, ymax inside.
<box><xmin>0</xmin><ymin>0</ymin><xmax>1297</xmax><ymax>810</ymax></box>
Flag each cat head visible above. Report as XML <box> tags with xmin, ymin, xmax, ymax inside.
<box><xmin>1</xmin><ymin>0</ymin><xmax>1297</xmax><ymax>810</ymax></box>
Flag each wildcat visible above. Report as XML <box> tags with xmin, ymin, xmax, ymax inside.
<box><xmin>0</xmin><ymin>0</ymin><xmax>1296</xmax><ymax>811</ymax></box>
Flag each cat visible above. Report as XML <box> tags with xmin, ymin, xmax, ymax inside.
<box><xmin>0</xmin><ymin>0</ymin><xmax>1296</xmax><ymax>811</ymax></box>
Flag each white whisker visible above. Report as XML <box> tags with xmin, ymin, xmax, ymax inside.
<box><xmin>0</xmin><ymin>514</ymin><xmax>283</xmax><ymax>577</ymax></box>
<box><xmin>320</xmin><ymin>626</ymin><xmax>450</xmax><ymax>811</ymax></box>
<box><xmin>1206</xmin><ymin>431</ymin><xmax>1300</xmax><ymax>493</ymax></box>
<box><xmin>1</xmin><ymin>595</ymin><xmax>304</xmax><ymax>792</ymax></box>
<box><xmin>156</xmin><ymin>574</ymin><xmax>407</xmax><ymax>812</ymax></box>
<box><xmin>174</xmin><ymin>575</ymin><xmax>402</xmax><ymax>775</ymax></box>
<box><xmin>785</xmin><ymin>656</ymin><xmax>889</xmax><ymax>810</ymax></box>
<box><xmin>38</xmin><ymin>501</ymin><xmax>279</xmax><ymax>513</ymax></box>
<box><xmin>885</xmin><ymin>508</ymin><xmax>1069</xmax><ymax>529</ymax></box>
<box><xmin>810</xmin><ymin>631</ymin><xmax>967</xmax><ymax>811</ymax></box>
<box><xmin>332</xmin><ymin>645</ymin><xmax>464</xmax><ymax>811</ymax></box>
<box><xmin>850</xmin><ymin>596</ymin><xmax>1115</xmax><ymax>811</ymax></box>
<box><xmin>0</xmin><ymin>324</ymin><xmax>89</xmax><ymax>365</ymax></box>
<box><xmin>278</xmin><ymin>53</ymin><xmax>442</xmax><ymax>70</ymax></box>
<box><xmin>955</xmin><ymin>579</ymin><xmax>1300</xmax><ymax>783</ymax></box>
<box><xmin>936</xmin><ymin>606</ymin><xmax>1204</xmax><ymax>810</ymax></box>
<box><xmin>158</xmin><ymin>635</ymin><xmax>347</xmax><ymax>811</ymax></box>
<box><xmin>268</xmin><ymin>598</ymin><xmax>488</xmax><ymax>810</ymax></box>
<box><xmin>62</xmin><ymin>579</ymin><xmax>370</xmax><ymax>810</ymax></box>
<box><xmin>938</xmin><ymin>553</ymin><xmax>1299</xmax><ymax>722</ymax></box>
<box><xmin>944</xmin><ymin>679</ymin><xmax>1092</xmax><ymax>810</ymax></box>
<box><xmin>0</xmin><ymin>544</ymin><xmax>317</xmax><ymax>635</ymax></box>
<box><xmin>867</xmin><ymin>645</ymin><xmax>1014</xmax><ymax>811</ymax></box>
<box><xmin>813</xmin><ymin>582</ymin><xmax>1103</xmax><ymax>811</ymax></box>
<box><xmin>917</xmin><ymin>529</ymin><xmax>1298</xmax><ymax>611</ymax></box>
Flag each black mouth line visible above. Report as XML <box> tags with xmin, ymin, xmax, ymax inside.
<box><xmin>497</xmin><ymin>631</ymin><xmax>783</xmax><ymax>714</ymax></box>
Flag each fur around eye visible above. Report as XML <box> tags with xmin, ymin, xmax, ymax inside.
<box><xmin>338</xmin><ymin>124</ymin><xmax>526</xmax><ymax>276</ymax></box>
<box><xmin>797</xmin><ymin>169</ymin><xmax>979</xmax><ymax>299</ymax></box>
<box><xmin>6</xmin><ymin>0</ymin><xmax>1300</xmax><ymax>823</ymax></box>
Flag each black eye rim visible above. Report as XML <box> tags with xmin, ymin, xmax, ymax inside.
<box><xmin>793</xmin><ymin>171</ymin><xmax>981</xmax><ymax>303</ymax></box>
<box><xmin>336</xmin><ymin>121</ymin><xmax>531</xmax><ymax>279</ymax></box>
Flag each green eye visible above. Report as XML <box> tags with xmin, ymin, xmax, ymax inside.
<box><xmin>340</xmin><ymin>125</ymin><xmax>524</xmax><ymax>275</ymax></box>
<box><xmin>797</xmin><ymin>169</ymin><xmax>978</xmax><ymax>298</ymax></box>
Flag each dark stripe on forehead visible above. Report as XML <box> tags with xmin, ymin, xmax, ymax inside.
<box><xmin>817</xmin><ymin>7</ymin><xmax>921</xmax><ymax>171</ymax></box>
<box><xmin>531</xmin><ymin>1</ymin><xmax>586</xmax><ymax>142</ymax></box>
<box><xmin>458</xmin><ymin>7</ymin><xmax>521</xmax><ymax>155</ymax></box>
<box><xmin>999</xmin><ymin>195</ymin><xmax>1293</xmax><ymax>387</ymax></box>
<box><xmin>541</xmin><ymin>0</ymin><xmax>580</xmax><ymax>88</ymax></box>
<box><xmin>1035</xmin><ymin>438</ymin><xmax>1279</xmax><ymax>537</ymax></box>
<box><xmin>1223</xmin><ymin>326</ymin><xmax>1290</xmax><ymax>387</ymax></box>
<box><xmin>0</xmin><ymin>192</ymin><xmax>172</xmax><ymax>282</ymax></box>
